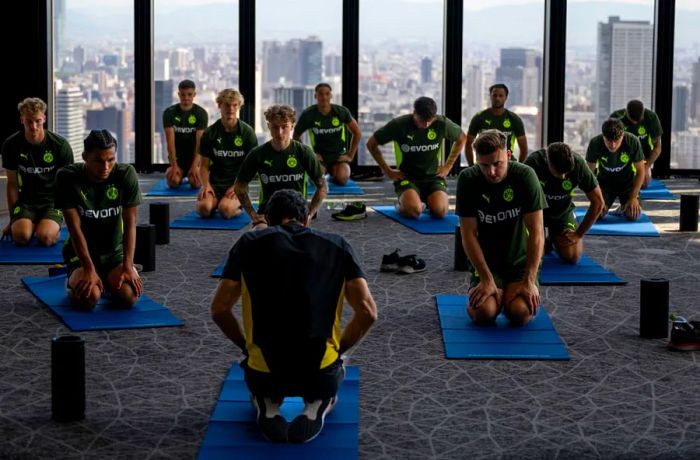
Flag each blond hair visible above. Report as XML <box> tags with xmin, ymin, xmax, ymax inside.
<box><xmin>216</xmin><ymin>88</ymin><xmax>244</xmax><ymax>106</ymax></box>
<box><xmin>17</xmin><ymin>97</ymin><xmax>47</xmax><ymax>117</ymax></box>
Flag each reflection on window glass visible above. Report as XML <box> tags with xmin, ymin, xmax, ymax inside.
<box><xmin>154</xmin><ymin>0</ymin><xmax>237</xmax><ymax>164</ymax></box>
<box><xmin>671</xmin><ymin>0</ymin><xmax>700</xmax><ymax>169</ymax></box>
<box><xmin>565</xmin><ymin>1</ymin><xmax>654</xmax><ymax>157</ymax></box>
<box><xmin>258</xmin><ymin>1</ymin><xmax>342</xmax><ymax>143</ymax></box>
<box><xmin>53</xmin><ymin>0</ymin><xmax>133</xmax><ymax>163</ymax></box>
<box><xmin>462</xmin><ymin>1</ymin><xmax>544</xmax><ymax>165</ymax></box>
<box><xmin>358</xmin><ymin>0</ymin><xmax>443</xmax><ymax>166</ymax></box>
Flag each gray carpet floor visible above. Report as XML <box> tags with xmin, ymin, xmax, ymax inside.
<box><xmin>1</xmin><ymin>175</ymin><xmax>699</xmax><ymax>459</ymax></box>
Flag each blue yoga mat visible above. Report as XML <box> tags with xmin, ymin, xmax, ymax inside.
<box><xmin>640</xmin><ymin>179</ymin><xmax>674</xmax><ymax>200</ymax></box>
<box><xmin>435</xmin><ymin>294</ymin><xmax>569</xmax><ymax>360</ymax></box>
<box><xmin>171</xmin><ymin>211</ymin><xmax>251</xmax><ymax>230</ymax></box>
<box><xmin>307</xmin><ymin>178</ymin><xmax>364</xmax><ymax>196</ymax></box>
<box><xmin>22</xmin><ymin>275</ymin><xmax>183</xmax><ymax>331</ymax></box>
<box><xmin>575</xmin><ymin>208</ymin><xmax>659</xmax><ymax>237</ymax></box>
<box><xmin>372</xmin><ymin>205</ymin><xmax>458</xmax><ymax>234</ymax></box>
<box><xmin>212</xmin><ymin>259</ymin><xmax>225</xmax><ymax>278</ymax></box>
<box><xmin>0</xmin><ymin>228</ymin><xmax>67</xmax><ymax>264</ymax></box>
<box><xmin>539</xmin><ymin>252</ymin><xmax>625</xmax><ymax>285</ymax></box>
<box><xmin>145</xmin><ymin>178</ymin><xmax>201</xmax><ymax>197</ymax></box>
<box><xmin>198</xmin><ymin>363</ymin><xmax>359</xmax><ymax>460</ymax></box>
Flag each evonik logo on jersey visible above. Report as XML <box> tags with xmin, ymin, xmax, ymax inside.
<box><xmin>174</xmin><ymin>126</ymin><xmax>196</xmax><ymax>134</ymax></box>
<box><xmin>400</xmin><ymin>142</ymin><xmax>440</xmax><ymax>153</ymax></box>
<box><xmin>312</xmin><ymin>126</ymin><xmax>343</xmax><ymax>135</ymax></box>
<box><xmin>78</xmin><ymin>205</ymin><xmax>123</xmax><ymax>219</ymax></box>
<box><xmin>546</xmin><ymin>193</ymin><xmax>571</xmax><ymax>201</ymax></box>
<box><xmin>600</xmin><ymin>164</ymin><xmax>628</xmax><ymax>173</ymax></box>
<box><xmin>477</xmin><ymin>207</ymin><xmax>521</xmax><ymax>224</ymax></box>
<box><xmin>259</xmin><ymin>173</ymin><xmax>305</xmax><ymax>184</ymax></box>
<box><xmin>213</xmin><ymin>149</ymin><xmax>246</xmax><ymax>158</ymax></box>
<box><xmin>18</xmin><ymin>164</ymin><xmax>55</xmax><ymax>175</ymax></box>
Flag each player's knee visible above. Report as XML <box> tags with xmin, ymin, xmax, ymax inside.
<box><xmin>429</xmin><ymin>204</ymin><xmax>448</xmax><ymax>219</ymax></box>
<box><xmin>219</xmin><ymin>204</ymin><xmax>241</xmax><ymax>219</ymax></box>
<box><xmin>467</xmin><ymin>300</ymin><xmax>499</xmax><ymax>325</ymax></box>
<box><xmin>12</xmin><ymin>230</ymin><xmax>32</xmax><ymax>246</ymax></box>
<box><xmin>35</xmin><ymin>229</ymin><xmax>59</xmax><ymax>247</ymax></box>
<box><xmin>333</xmin><ymin>174</ymin><xmax>349</xmax><ymax>186</ymax></box>
<box><xmin>197</xmin><ymin>201</ymin><xmax>214</xmax><ymax>217</ymax></box>
<box><xmin>399</xmin><ymin>203</ymin><xmax>422</xmax><ymax>219</ymax></box>
<box><xmin>504</xmin><ymin>298</ymin><xmax>531</xmax><ymax>326</ymax></box>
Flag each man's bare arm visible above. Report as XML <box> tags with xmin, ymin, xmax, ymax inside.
<box><xmin>308</xmin><ymin>175</ymin><xmax>328</xmax><ymax>219</ymax></box>
<box><xmin>522</xmin><ymin>210</ymin><xmax>544</xmax><ymax>284</ymax></box>
<box><xmin>338</xmin><ymin>277</ymin><xmax>377</xmax><ymax>355</ymax></box>
<box><xmin>517</xmin><ymin>135</ymin><xmax>529</xmax><ymax>162</ymax></box>
<box><xmin>464</xmin><ymin>134</ymin><xmax>476</xmax><ymax>166</ymax></box>
<box><xmin>211</xmin><ymin>279</ymin><xmax>246</xmax><ymax>351</ymax></box>
<box><xmin>577</xmin><ymin>186</ymin><xmax>604</xmax><ymax>236</ymax></box>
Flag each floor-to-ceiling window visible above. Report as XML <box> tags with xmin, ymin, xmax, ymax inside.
<box><xmin>564</xmin><ymin>0</ymin><xmax>654</xmax><ymax>156</ymax></box>
<box><xmin>53</xmin><ymin>0</ymin><xmax>134</xmax><ymax>163</ymax></box>
<box><xmin>671</xmin><ymin>0</ymin><xmax>700</xmax><ymax>170</ymax></box>
<box><xmin>357</xmin><ymin>0</ymin><xmax>444</xmax><ymax>166</ymax></box>
<box><xmin>153</xmin><ymin>0</ymin><xmax>237</xmax><ymax>165</ymax></box>
<box><xmin>462</xmin><ymin>0</ymin><xmax>545</xmax><ymax>165</ymax></box>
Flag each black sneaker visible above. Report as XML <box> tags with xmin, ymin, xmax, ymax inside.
<box><xmin>254</xmin><ymin>396</ymin><xmax>288</xmax><ymax>442</ymax></box>
<box><xmin>288</xmin><ymin>397</ymin><xmax>337</xmax><ymax>443</ymax></box>
<box><xmin>396</xmin><ymin>255</ymin><xmax>426</xmax><ymax>275</ymax></box>
<box><xmin>380</xmin><ymin>249</ymin><xmax>402</xmax><ymax>272</ymax></box>
<box><xmin>332</xmin><ymin>202</ymin><xmax>367</xmax><ymax>221</ymax></box>
<box><xmin>669</xmin><ymin>319</ymin><xmax>700</xmax><ymax>351</ymax></box>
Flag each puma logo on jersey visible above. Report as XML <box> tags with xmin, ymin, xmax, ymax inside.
<box><xmin>485</xmin><ymin>120</ymin><xmax>492</xmax><ymax>126</ymax></box>
<box><xmin>174</xmin><ymin>116</ymin><xmax>181</xmax><ymax>122</ymax></box>
<box><xmin>314</xmin><ymin>121</ymin><xmax>321</xmax><ymax>127</ymax></box>
<box><xmin>406</xmin><ymin>134</ymin><xmax>414</xmax><ymax>141</ymax></box>
<box><xmin>482</xmin><ymin>194</ymin><xmax>490</xmax><ymax>203</ymax></box>
<box><xmin>20</xmin><ymin>153</ymin><xmax>28</xmax><ymax>160</ymax></box>
<box><xmin>263</xmin><ymin>160</ymin><xmax>273</xmax><ymax>167</ymax></box>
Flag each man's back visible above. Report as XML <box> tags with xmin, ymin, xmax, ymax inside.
<box><xmin>222</xmin><ymin>223</ymin><xmax>364</xmax><ymax>374</ymax></box>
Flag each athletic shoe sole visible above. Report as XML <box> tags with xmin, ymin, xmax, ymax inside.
<box><xmin>668</xmin><ymin>341</ymin><xmax>700</xmax><ymax>351</ymax></box>
<box><xmin>332</xmin><ymin>212</ymin><xmax>367</xmax><ymax>221</ymax></box>
<box><xmin>396</xmin><ymin>265</ymin><xmax>426</xmax><ymax>275</ymax></box>
<box><xmin>288</xmin><ymin>397</ymin><xmax>337</xmax><ymax>443</ymax></box>
<box><xmin>380</xmin><ymin>264</ymin><xmax>399</xmax><ymax>272</ymax></box>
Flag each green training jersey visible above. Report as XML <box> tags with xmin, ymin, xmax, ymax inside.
<box><xmin>199</xmin><ymin>119</ymin><xmax>258</xmax><ymax>190</ymax></box>
<box><xmin>162</xmin><ymin>103</ymin><xmax>208</xmax><ymax>169</ymax></box>
<box><xmin>237</xmin><ymin>140</ymin><xmax>323</xmax><ymax>211</ymax></box>
<box><xmin>56</xmin><ymin>163</ymin><xmax>141</xmax><ymax>263</ymax></box>
<box><xmin>372</xmin><ymin>114</ymin><xmax>463</xmax><ymax>180</ymax></box>
<box><xmin>467</xmin><ymin>108</ymin><xmax>525</xmax><ymax>154</ymax></box>
<box><xmin>525</xmin><ymin>149</ymin><xmax>598</xmax><ymax>221</ymax></box>
<box><xmin>609</xmin><ymin>108</ymin><xmax>663</xmax><ymax>160</ymax></box>
<box><xmin>1</xmin><ymin>130</ymin><xmax>73</xmax><ymax>207</ymax></box>
<box><xmin>585</xmin><ymin>132</ymin><xmax>643</xmax><ymax>192</ymax></box>
<box><xmin>456</xmin><ymin>161</ymin><xmax>546</xmax><ymax>274</ymax></box>
<box><xmin>294</xmin><ymin>104</ymin><xmax>354</xmax><ymax>161</ymax></box>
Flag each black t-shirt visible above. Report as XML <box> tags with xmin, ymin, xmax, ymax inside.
<box><xmin>223</xmin><ymin>223</ymin><xmax>365</xmax><ymax>374</ymax></box>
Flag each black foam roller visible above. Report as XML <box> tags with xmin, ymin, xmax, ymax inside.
<box><xmin>51</xmin><ymin>335</ymin><xmax>85</xmax><ymax>422</ymax></box>
<box><xmin>149</xmin><ymin>202</ymin><xmax>170</xmax><ymax>244</ymax></box>
<box><xmin>639</xmin><ymin>278</ymin><xmax>669</xmax><ymax>339</ymax></box>
<box><xmin>679</xmin><ymin>195</ymin><xmax>699</xmax><ymax>232</ymax></box>
<box><xmin>135</xmin><ymin>224</ymin><xmax>156</xmax><ymax>272</ymax></box>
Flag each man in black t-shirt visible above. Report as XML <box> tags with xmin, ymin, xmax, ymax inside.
<box><xmin>56</xmin><ymin>130</ymin><xmax>142</xmax><ymax>310</ymax></box>
<box><xmin>211</xmin><ymin>189</ymin><xmax>377</xmax><ymax>444</ymax></box>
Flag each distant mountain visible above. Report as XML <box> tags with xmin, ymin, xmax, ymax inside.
<box><xmin>62</xmin><ymin>1</ymin><xmax>700</xmax><ymax>50</ymax></box>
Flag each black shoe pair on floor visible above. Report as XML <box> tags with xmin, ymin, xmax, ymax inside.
<box><xmin>380</xmin><ymin>249</ymin><xmax>426</xmax><ymax>274</ymax></box>
<box><xmin>331</xmin><ymin>202</ymin><xmax>367</xmax><ymax>221</ymax></box>
<box><xmin>255</xmin><ymin>395</ymin><xmax>336</xmax><ymax>443</ymax></box>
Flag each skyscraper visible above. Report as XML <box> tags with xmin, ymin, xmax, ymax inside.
<box><xmin>155</xmin><ymin>80</ymin><xmax>175</xmax><ymax>163</ymax></box>
<box><xmin>464</xmin><ymin>64</ymin><xmax>484</xmax><ymax>120</ymax></box>
<box><xmin>421</xmin><ymin>57</ymin><xmax>432</xmax><ymax>84</ymax></box>
<box><xmin>262</xmin><ymin>37</ymin><xmax>323</xmax><ymax>87</ymax></box>
<box><xmin>496</xmin><ymin>48</ymin><xmax>541</xmax><ymax>107</ymax></box>
<box><xmin>273</xmin><ymin>87</ymin><xmax>315</xmax><ymax>123</ymax></box>
<box><xmin>673</xmin><ymin>85</ymin><xmax>689</xmax><ymax>132</ymax></box>
<box><xmin>596</xmin><ymin>16</ymin><xmax>653</xmax><ymax>130</ymax></box>
<box><xmin>53</xmin><ymin>0</ymin><xmax>66</xmax><ymax>69</ymax></box>
<box><xmin>55</xmin><ymin>86</ymin><xmax>84</xmax><ymax>162</ymax></box>
<box><xmin>86</xmin><ymin>106</ymin><xmax>131</xmax><ymax>163</ymax></box>
<box><xmin>691</xmin><ymin>58</ymin><xmax>700</xmax><ymax>120</ymax></box>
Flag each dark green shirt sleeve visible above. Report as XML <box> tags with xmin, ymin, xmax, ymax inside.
<box><xmin>576</xmin><ymin>155</ymin><xmax>598</xmax><ymax>193</ymax></box>
<box><xmin>236</xmin><ymin>148</ymin><xmax>258</xmax><ymax>183</ymax></box>
<box><xmin>301</xmin><ymin>144</ymin><xmax>323</xmax><ymax>182</ymax></box>
<box><xmin>199</xmin><ymin>130</ymin><xmax>213</xmax><ymax>158</ymax></box>
<box><xmin>521</xmin><ymin>166</ymin><xmax>547</xmax><ymax>213</ymax></box>
<box><xmin>648</xmin><ymin>111</ymin><xmax>662</xmax><ymax>138</ymax></box>
<box><xmin>629</xmin><ymin>135</ymin><xmax>644</xmax><ymax>163</ymax></box>
<box><xmin>122</xmin><ymin>165</ymin><xmax>142</xmax><ymax>208</ymax></box>
<box><xmin>444</xmin><ymin>117</ymin><xmax>463</xmax><ymax>142</ymax></box>
<box><xmin>58</xmin><ymin>139</ymin><xmax>74</xmax><ymax>166</ymax></box>
<box><xmin>585</xmin><ymin>138</ymin><xmax>598</xmax><ymax>164</ymax></box>
<box><xmin>467</xmin><ymin>113</ymin><xmax>481</xmax><ymax>136</ymax></box>
<box><xmin>338</xmin><ymin>105</ymin><xmax>353</xmax><ymax>124</ymax></box>
<box><xmin>293</xmin><ymin>110</ymin><xmax>311</xmax><ymax>137</ymax></box>
<box><xmin>197</xmin><ymin>106</ymin><xmax>208</xmax><ymax>130</ymax></box>
<box><xmin>373</xmin><ymin>119</ymin><xmax>399</xmax><ymax>145</ymax></box>
<box><xmin>162</xmin><ymin>107</ymin><xmax>173</xmax><ymax>128</ymax></box>
<box><xmin>512</xmin><ymin>115</ymin><xmax>526</xmax><ymax>137</ymax></box>
<box><xmin>245</xmin><ymin>126</ymin><xmax>258</xmax><ymax>150</ymax></box>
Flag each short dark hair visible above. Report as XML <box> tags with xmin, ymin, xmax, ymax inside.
<box><xmin>266</xmin><ymin>189</ymin><xmax>308</xmax><ymax>226</ymax></box>
<box><xmin>602</xmin><ymin>119</ymin><xmax>625</xmax><ymax>141</ymax></box>
<box><xmin>314</xmin><ymin>83</ymin><xmax>332</xmax><ymax>93</ymax></box>
<box><xmin>473</xmin><ymin>129</ymin><xmax>507</xmax><ymax>156</ymax></box>
<box><xmin>178</xmin><ymin>79</ymin><xmax>196</xmax><ymax>91</ymax></box>
<box><xmin>626</xmin><ymin>99</ymin><xmax>644</xmax><ymax>122</ymax></box>
<box><xmin>84</xmin><ymin>129</ymin><xmax>117</xmax><ymax>153</ymax></box>
<box><xmin>489</xmin><ymin>83</ymin><xmax>509</xmax><ymax>97</ymax></box>
<box><xmin>413</xmin><ymin>96</ymin><xmax>437</xmax><ymax>120</ymax></box>
<box><xmin>546</xmin><ymin>142</ymin><xmax>575</xmax><ymax>175</ymax></box>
